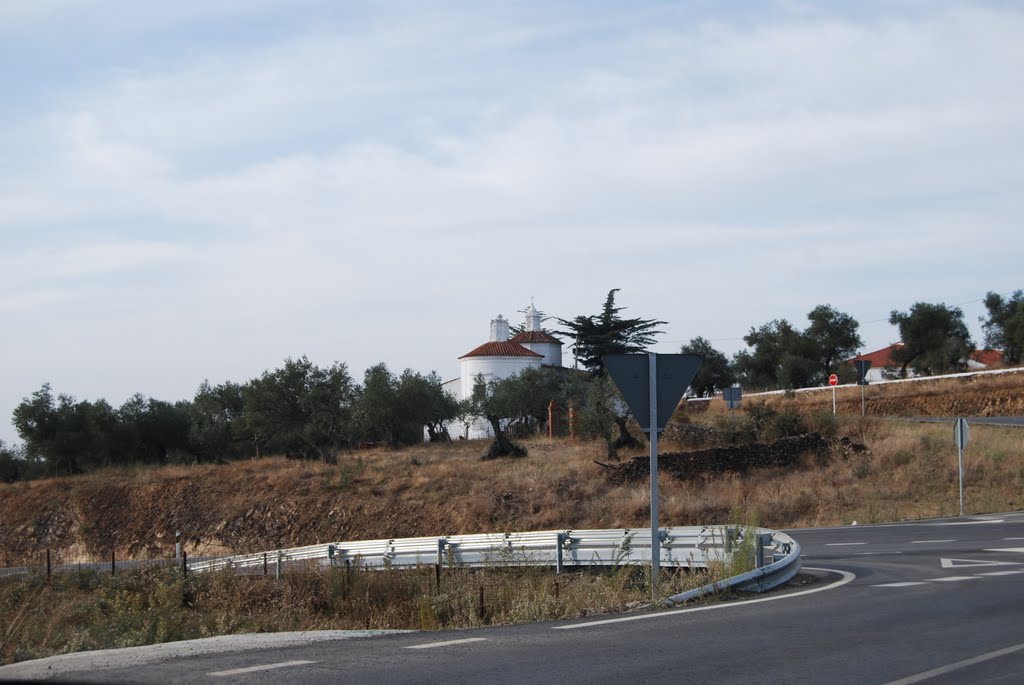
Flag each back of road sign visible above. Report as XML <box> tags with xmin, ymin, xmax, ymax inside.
<box><xmin>954</xmin><ymin>417</ymin><xmax>969</xmax><ymax>450</ymax></box>
<box><xmin>604</xmin><ymin>353</ymin><xmax>703</xmax><ymax>433</ymax></box>
<box><xmin>854</xmin><ymin>360</ymin><xmax>872</xmax><ymax>385</ymax></box>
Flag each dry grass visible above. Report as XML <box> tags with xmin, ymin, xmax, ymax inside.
<box><xmin>2</xmin><ymin>408</ymin><xmax>1022</xmax><ymax>567</ymax></box>
<box><xmin>2</xmin><ymin>373</ymin><xmax>1021</xmax><ymax>664</ymax></box>
<box><xmin>0</xmin><ymin>555</ymin><xmax>750</xmax><ymax>665</ymax></box>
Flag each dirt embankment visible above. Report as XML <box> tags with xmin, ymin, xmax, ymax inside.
<box><xmin>0</xmin><ymin>461</ymin><xmax>434</xmax><ymax>567</ymax></box>
<box><xmin>693</xmin><ymin>369</ymin><xmax>1024</xmax><ymax>418</ymax></box>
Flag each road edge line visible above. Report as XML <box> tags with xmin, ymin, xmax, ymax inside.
<box><xmin>552</xmin><ymin>567</ymin><xmax>855</xmax><ymax>630</ymax></box>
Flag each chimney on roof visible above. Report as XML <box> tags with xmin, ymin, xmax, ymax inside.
<box><xmin>525</xmin><ymin>302</ymin><xmax>542</xmax><ymax>332</ymax></box>
<box><xmin>490</xmin><ymin>315</ymin><xmax>509</xmax><ymax>342</ymax></box>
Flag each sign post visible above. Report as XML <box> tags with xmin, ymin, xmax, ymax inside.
<box><xmin>854</xmin><ymin>360</ymin><xmax>872</xmax><ymax>417</ymax></box>
<box><xmin>723</xmin><ymin>386</ymin><xmax>742</xmax><ymax>424</ymax></box>
<box><xmin>954</xmin><ymin>418</ymin><xmax>969</xmax><ymax>516</ymax></box>
<box><xmin>604</xmin><ymin>353</ymin><xmax>702</xmax><ymax>600</ymax></box>
<box><xmin>647</xmin><ymin>355</ymin><xmax>659</xmax><ymax>595</ymax></box>
<box><xmin>828</xmin><ymin>374</ymin><xmax>839</xmax><ymax>415</ymax></box>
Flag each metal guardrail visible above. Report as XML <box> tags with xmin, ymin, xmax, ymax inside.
<box><xmin>1</xmin><ymin>527</ymin><xmax>800</xmax><ymax>596</ymax></box>
<box><xmin>188</xmin><ymin>527</ymin><xmax>726</xmax><ymax>573</ymax></box>
<box><xmin>665</xmin><ymin>528</ymin><xmax>801</xmax><ymax>604</ymax></box>
<box><xmin>186</xmin><ymin>525</ymin><xmax>801</xmax><ymax>596</ymax></box>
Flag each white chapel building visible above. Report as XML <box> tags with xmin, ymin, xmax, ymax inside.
<box><xmin>444</xmin><ymin>303</ymin><xmax>564</xmax><ymax>439</ymax></box>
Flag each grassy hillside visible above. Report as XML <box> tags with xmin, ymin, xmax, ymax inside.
<box><xmin>1</xmin><ymin>370</ymin><xmax>1021</xmax><ymax>568</ymax></box>
<box><xmin>0</xmin><ymin>370</ymin><xmax>1021</xmax><ymax>664</ymax></box>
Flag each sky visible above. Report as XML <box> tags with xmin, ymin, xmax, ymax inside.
<box><xmin>2</xmin><ymin>0</ymin><xmax>1022</xmax><ymax>444</ymax></box>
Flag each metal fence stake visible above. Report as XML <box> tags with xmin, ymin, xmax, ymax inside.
<box><xmin>182</xmin><ymin>550</ymin><xmax>188</xmax><ymax>576</ymax></box>
<box><xmin>263</xmin><ymin>553</ymin><xmax>268</xmax><ymax>576</ymax></box>
<box><xmin>46</xmin><ymin>549</ymin><xmax>51</xmax><ymax>579</ymax></box>
<box><xmin>111</xmin><ymin>549</ymin><xmax>116</xmax><ymax>576</ymax></box>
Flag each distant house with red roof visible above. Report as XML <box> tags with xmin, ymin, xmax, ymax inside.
<box><xmin>848</xmin><ymin>343</ymin><xmax>1004</xmax><ymax>381</ymax></box>
<box><xmin>442</xmin><ymin>303</ymin><xmax>565</xmax><ymax>439</ymax></box>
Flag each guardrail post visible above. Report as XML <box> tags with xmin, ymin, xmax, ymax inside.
<box><xmin>182</xmin><ymin>550</ymin><xmax>188</xmax><ymax>577</ymax></box>
<box><xmin>275</xmin><ymin>551</ymin><xmax>282</xmax><ymax>579</ymax></box>
<box><xmin>755</xmin><ymin>533</ymin><xmax>773</xmax><ymax>568</ymax></box>
<box><xmin>46</xmin><ymin>549</ymin><xmax>51</xmax><ymax>580</ymax></box>
<box><xmin>263</xmin><ymin>553</ymin><xmax>268</xmax><ymax>576</ymax></box>
<box><xmin>436</xmin><ymin>539</ymin><xmax>446</xmax><ymax>591</ymax></box>
<box><xmin>111</xmin><ymin>549</ymin><xmax>116</xmax><ymax>576</ymax></box>
<box><xmin>556</xmin><ymin>533</ymin><xmax>564</xmax><ymax>574</ymax></box>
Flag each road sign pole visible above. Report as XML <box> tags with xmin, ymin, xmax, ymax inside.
<box><xmin>954</xmin><ymin>418</ymin><xmax>969</xmax><ymax>517</ymax></box>
<box><xmin>828</xmin><ymin>374</ymin><xmax>839</xmax><ymax>416</ymax></box>
<box><xmin>958</xmin><ymin>443</ymin><xmax>964</xmax><ymax>517</ymax></box>
<box><xmin>603</xmin><ymin>352</ymin><xmax>703</xmax><ymax>602</ymax></box>
<box><xmin>648</xmin><ymin>353</ymin><xmax>659</xmax><ymax>599</ymax></box>
<box><xmin>861</xmin><ymin>384</ymin><xmax>865</xmax><ymax>417</ymax></box>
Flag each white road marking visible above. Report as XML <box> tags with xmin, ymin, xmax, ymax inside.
<box><xmin>873</xmin><ymin>582</ymin><xmax>927</xmax><ymax>588</ymax></box>
<box><xmin>553</xmin><ymin>568</ymin><xmax>856</xmax><ymax>630</ymax></box>
<box><xmin>985</xmin><ymin>547</ymin><xmax>1024</xmax><ymax>553</ymax></box>
<box><xmin>825</xmin><ymin>542</ymin><xmax>867</xmax><ymax>546</ymax></box>
<box><xmin>941</xmin><ymin>557</ymin><xmax>1021</xmax><ymax>569</ymax></box>
<box><xmin>925</xmin><ymin>519</ymin><xmax>1005</xmax><ymax>526</ymax></box>
<box><xmin>856</xmin><ymin>551</ymin><xmax>903</xmax><ymax>556</ymax></box>
<box><xmin>976</xmin><ymin>570</ymin><xmax>1024</xmax><ymax>576</ymax></box>
<box><xmin>911</xmin><ymin>539</ymin><xmax>955</xmax><ymax>544</ymax></box>
<box><xmin>925</xmin><ymin>576</ymin><xmax>978</xmax><ymax>582</ymax></box>
<box><xmin>405</xmin><ymin>638</ymin><xmax>487</xmax><ymax>650</ymax></box>
<box><xmin>882</xmin><ymin>641</ymin><xmax>1024</xmax><ymax>685</ymax></box>
<box><xmin>209</xmin><ymin>660</ymin><xmax>316</xmax><ymax>677</ymax></box>
<box><xmin>791</xmin><ymin>516</ymin><xmax>1009</xmax><ymax>533</ymax></box>
<box><xmin>1004</xmin><ymin>537</ymin><xmax>1024</xmax><ymax>540</ymax></box>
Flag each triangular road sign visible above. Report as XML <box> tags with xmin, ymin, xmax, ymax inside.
<box><xmin>940</xmin><ymin>557</ymin><xmax>1023</xmax><ymax>569</ymax></box>
<box><xmin>603</xmin><ymin>353</ymin><xmax>702</xmax><ymax>433</ymax></box>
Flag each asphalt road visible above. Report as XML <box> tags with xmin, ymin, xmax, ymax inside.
<box><xmin>4</xmin><ymin>513</ymin><xmax>1024</xmax><ymax>684</ymax></box>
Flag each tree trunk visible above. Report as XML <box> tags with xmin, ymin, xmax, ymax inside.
<box><xmin>613</xmin><ymin>416</ymin><xmax>641</xmax><ymax>450</ymax></box>
<box><xmin>482</xmin><ymin>415</ymin><xmax>527</xmax><ymax>460</ymax></box>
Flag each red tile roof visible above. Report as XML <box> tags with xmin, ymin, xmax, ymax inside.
<box><xmin>459</xmin><ymin>341</ymin><xmax>544</xmax><ymax>359</ymax></box>
<box><xmin>848</xmin><ymin>344</ymin><xmax>1004</xmax><ymax>368</ymax></box>
<box><xmin>511</xmin><ymin>331</ymin><xmax>563</xmax><ymax>345</ymax></box>
<box><xmin>970</xmin><ymin>349</ymin><xmax>1004</xmax><ymax>367</ymax></box>
<box><xmin>849</xmin><ymin>344</ymin><xmax>902</xmax><ymax>368</ymax></box>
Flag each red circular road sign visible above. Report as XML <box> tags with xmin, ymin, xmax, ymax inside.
<box><xmin>828</xmin><ymin>374</ymin><xmax>839</xmax><ymax>386</ymax></box>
